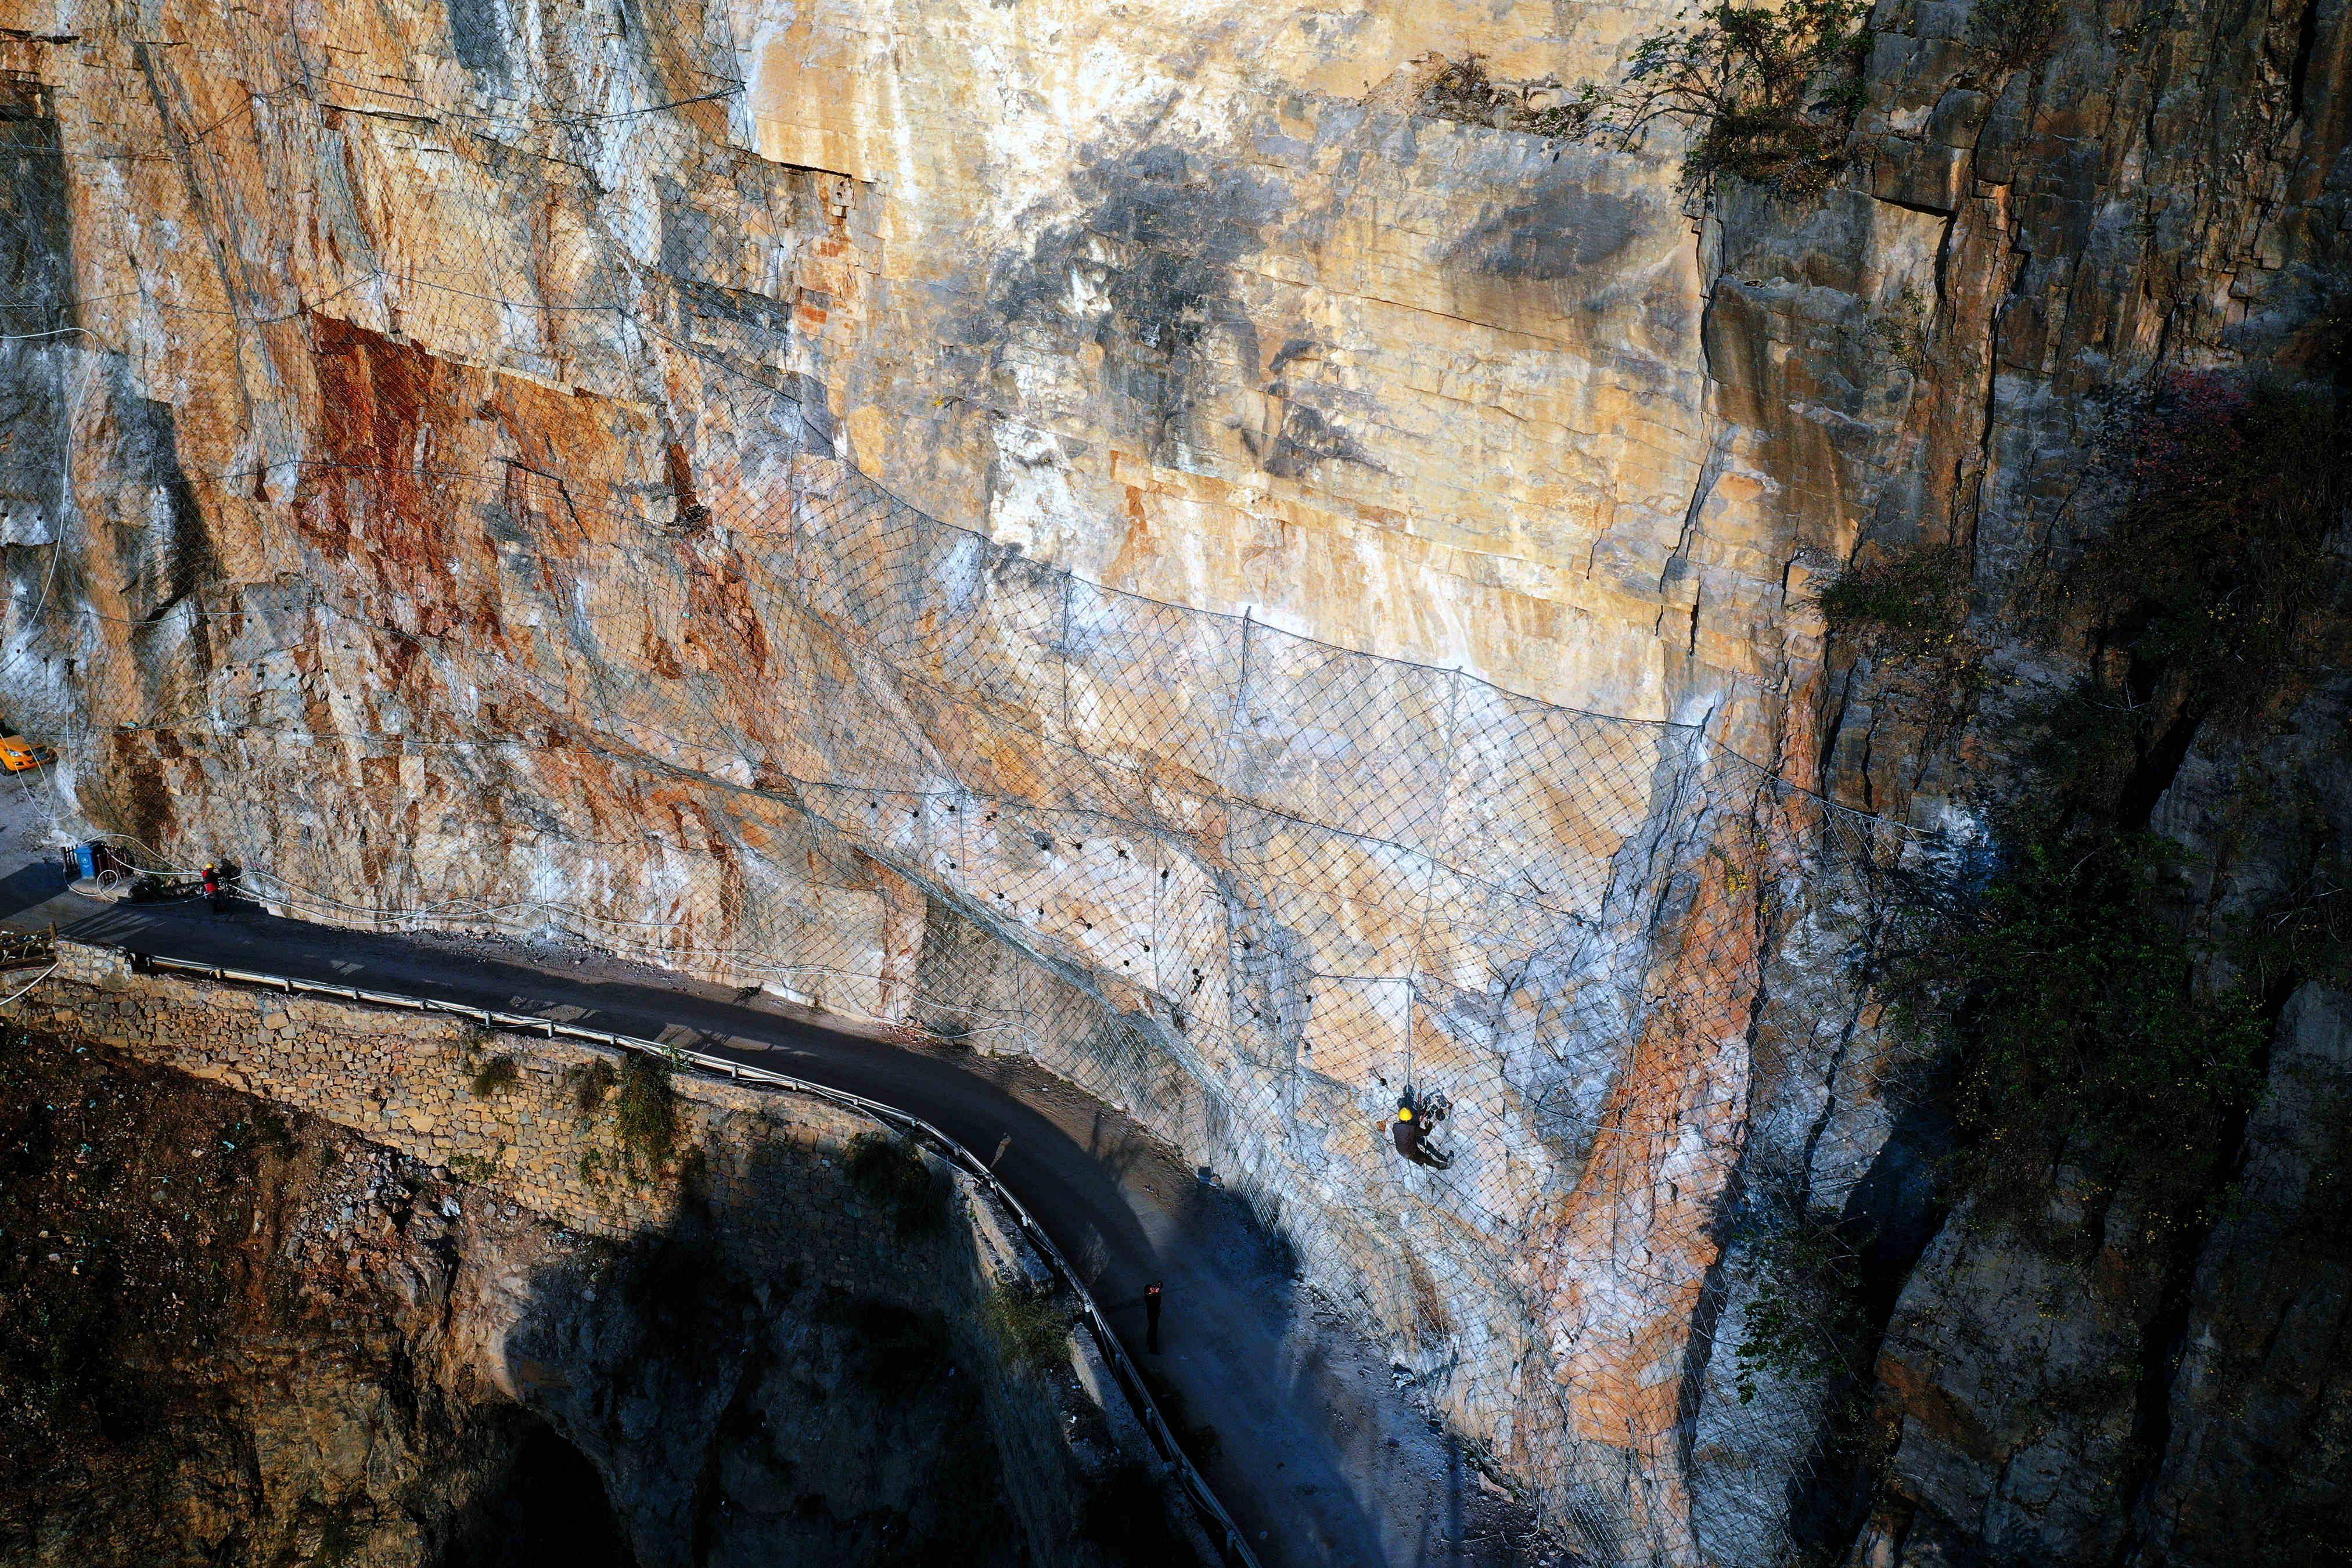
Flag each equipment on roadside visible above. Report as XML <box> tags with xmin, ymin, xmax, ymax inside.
<box><xmin>60</xmin><ymin>841</ymin><xmax>220</xmax><ymax>906</ymax></box>
<box><xmin>65</xmin><ymin>841</ymin><xmax>125</xmax><ymax>885</ymax></box>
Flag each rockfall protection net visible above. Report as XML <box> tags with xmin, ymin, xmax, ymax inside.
<box><xmin>0</xmin><ymin>13</ymin><xmax>1936</xmax><ymax>1560</ymax></box>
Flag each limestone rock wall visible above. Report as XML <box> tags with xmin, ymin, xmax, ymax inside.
<box><xmin>0</xmin><ymin>0</ymin><xmax>2344</xmax><ymax>1558</ymax></box>
<box><xmin>0</xmin><ymin>0</ymin><xmax>1812</xmax><ymax>1550</ymax></box>
<box><xmin>1685</xmin><ymin>1</ymin><xmax>2352</xmax><ymax>1563</ymax></box>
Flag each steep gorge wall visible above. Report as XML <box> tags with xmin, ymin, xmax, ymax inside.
<box><xmin>0</xmin><ymin>0</ymin><xmax>2344</xmax><ymax>1560</ymax></box>
<box><xmin>1689</xmin><ymin>1</ymin><xmax>2352</xmax><ymax>1564</ymax></box>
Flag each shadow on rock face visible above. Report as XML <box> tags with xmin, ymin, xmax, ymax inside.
<box><xmin>0</xmin><ymin>1021</ymin><xmax>1199</xmax><ymax>1568</ymax></box>
<box><xmin>986</xmin><ymin>146</ymin><xmax>1285</xmax><ymax>459</ymax></box>
<box><xmin>441</xmin><ymin>1408</ymin><xmax>639</xmax><ymax>1568</ymax></box>
<box><xmin>495</xmin><ymin>1136</ymin><xmax>1042</xmax><ymax>1568</ymax></box>
<box><xmin>1448</xmin><ymin>185</ymin><xmax>1643</xmax><ymax>282</ymax></box>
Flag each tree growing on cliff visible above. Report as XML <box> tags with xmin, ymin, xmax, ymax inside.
<box><xmin>1815</xmin><ymin>541</ymin><xmax>1971</xmax><ymax>655</ymax></box>
<box><xmin>1733</xmin><ymin>1213</ymin><xmax>1871</xmax><ymax>1404</ymax></box>
<box><xmin>1872</xmin><ymin>370</ymin><xmax>2349</xmax><ymax>1212</ymax></box>
<box><xmin>1888</xmin><ymin>832</ymin><xmax>2265</xmax><ymax>1210</ymax></box>
<box><xmin>1567</xmin><ymin>0</ymin><xmax>1874</xmax><ymax>197</ymax></box>
<box><xmin>1969</xmin><ymin>0</ymin><xmax>2067</xmax><ymax>66</ymax></box>
<box><xmin>2048</xmin><ymin>374</ymin><xmax>2347</xmax><ymax>738</ymax></box>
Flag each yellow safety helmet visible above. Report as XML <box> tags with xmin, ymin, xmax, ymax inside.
<box><xmin>1397</xmin><ymin>1107</ymin><xmax>1414</xmax><ymax>1121</ymax></box>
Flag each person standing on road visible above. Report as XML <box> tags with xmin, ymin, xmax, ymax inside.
<box><xmin>1145</xmin><ymin>1281</ymin><xmax>1163</xmax><ymax>1354</ymax></box>
<box><xmin>201</xmin><ymin>863</ymin><xmax>223</xmax><ymax>914</ymax></box>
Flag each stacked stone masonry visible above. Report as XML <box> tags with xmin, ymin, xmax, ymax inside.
<box><xmin>44</xmin><ymin>941</ymin><xmax>900</xmax><ymax>1277</ymax></box>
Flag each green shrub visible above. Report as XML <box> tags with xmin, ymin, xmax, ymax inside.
<box><xmin>251</xmin><ymin>1107</ymin><xmax>297</xmax><ymax>1158</ymax></box>
<box><xmin>842</xmin><ymin>1131</ymin><xmax>946</xmax><ymax>1238</ymax></box>
<box><xmin>315</xmin><ymin>1501</ymin><xmax>365</xmax><ymax>1568</ymax></box>
<box><xmin>564</xmin><ymin>1058</ymin><xmax>618</xmax><ymax>1117</ymax></box>
<box><xmin>1419</xmin><ymin>53</ymin><xmax>1527</xmax><ymax>130</ymax></box>
<box><xmin>1419</xmin><ymin>53</ymin><xmax>1595</xmax><ymax>138</ymax></box>
<box><xmin>1987</xmin><ymin>375</ymin><xmax>2348</xmax><ymax>833</ymax></box>
<box><xmin>2231</xmin><ymin>844</ymin><xmax>2352</xmax><ymax>1001</ymax></box>
<box><xmin>1887</xmin><ymin>832</ymin><xmax>2265</xmax><ymax>1209</ymax></box>
<box><xmin>1867</xmin><ymin>282</ymin><xmax>1932</xmax><ymax>368</ymax></box>
<box><xmin>1733</xmin><ymin>1215</ymin><xmax>1869</xmax><ymax>1403</ymax></box>
<box><xmin>1860</xmin><ymin>373</ymin><xmax>2347</xmax><ymax>1225</ymax></box>
<box><xmin>467</xmin><ymin>1054</ymin><xmax>519</xmax><ymax>1099</ymax></box>
<box><xmin>1569</xmin><ymin>0</ymin><xmax>1874</xmax><ymax>197</ymax></box>
<box><xmin>1970</xmin><ymin>0</ymin><xmax>2066</xmax><ymax>64</ymax></box>
<box><xmin>1817</xmin><ymin>543</ymin><xmax>1970</xmax><ymax>653</ymax></box>
<box><xmin>447</xmin><ymin>1150</ymin><xmax>498</xmax><ymax>1183</ymax></box>
<box><xmin>610</xmin><ymin>1054</ymin><xmax>678</xmax><ymax>1174</ymax></box>
<box><xmin>2054</xmin><ymin>376</ymin><xmax>2346</xmax><ymax>724</ymax></box>
<box><xmin>981</xmin><ymin>1279</ymin><xmax>1068</xmax><ymax>1373</ymax></box>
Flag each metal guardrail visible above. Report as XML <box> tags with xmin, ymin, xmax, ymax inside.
<box><xmin>125</xmin><ymin>949</ymin><xmax>1264</xmax><ymax>1568</ymax></box>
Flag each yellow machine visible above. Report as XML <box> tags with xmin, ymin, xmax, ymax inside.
<box><xmin>0</xmin><ymin>735</ymin><xmax>55</xmax><ymax>772</ymax></box>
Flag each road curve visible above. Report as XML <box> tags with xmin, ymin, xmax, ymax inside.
<box><xmin>0</xmin><ymin>833</ymin><xmax>1554</xmax><ymax>1567</ymax></box>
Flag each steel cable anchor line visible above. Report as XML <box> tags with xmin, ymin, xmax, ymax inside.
<box><xmin>117</xmin><ymin>948</ymin><xmax>1264</xmax><ymax>1568</ymax></box>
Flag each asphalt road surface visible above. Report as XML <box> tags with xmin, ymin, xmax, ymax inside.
<box><xmin>0</xmin><ymin>784</ymin><xmax>1555</xmax><ymax>1567</ymax></box>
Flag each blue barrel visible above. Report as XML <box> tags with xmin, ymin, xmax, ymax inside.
<box><xmin>74</xmin><ymin>843</ymin><xmax>96</xmax><ymax>880</ymax></box>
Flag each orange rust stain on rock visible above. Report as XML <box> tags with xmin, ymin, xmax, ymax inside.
<box><xmin>1104</xmin><ymin>480</ymin><xmax>1159</xmax><ymax>589</ymax></box>
<box><xmin>99</xmin><ymin>731</ymin><xmax>181</xmax><ymax>851</ymax></box>
<box><xmin>642</xmin><ymin>632</ymin><xmax>687</xmax><ymax>679</ymax></box>
<box><xmin>1524</xmin><ymin>830</ymin><xmax>1763</xmax><ymax>1456</ymax></box>
<box><xmin>377</xmin><ymin>631</ymin><xmax>422</xmax><ymax>687</ymax></box>
<box><xmin>299</xmin><ymin>315</ymin><xmax>638</xmax><ymax>645</ymax></box>
<box><xmin>679</xmin><ymin>540</ymin><xmax>772</xmax><ymax>679</ymax></box>
<box><xmin>300</xmin><ymin>315</ymin><xmax>477</xmax><ymax>639</ymax></box>
<box><xmin>1876</xmin><ymin>1349</ymin><xmax>1996</xmax><ymax>1459</ymax></box>
<box><xmin>664</xmin><ymin>440</ymin><xmax>709</xmax><ymax>531</ymax></box>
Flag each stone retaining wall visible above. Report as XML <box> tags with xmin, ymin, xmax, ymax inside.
<box><xmin>42</xmin><ymin>941</ymin><xmax>886</xmax><ymax>1274</ymax></box>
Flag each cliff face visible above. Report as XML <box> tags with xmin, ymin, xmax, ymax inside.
<box><xmin>0</xmin><ymin>1026</ymin><xmax>1069</xmax><ymax>1567</ymax></box>
<box><xmin>0</xmin><ymin>0</ymin><xmax>1811</xmax><ymax>1547</ymax></box>
<box><xmin>1711</xmin><ymin>3</ymin><xmax>2352</xmax><ymax>1563</ymax></box>
<box><xmin>0</xmin><ymin>0</ymin><xmax>2345</xmax><ymax>1560</ymax></box>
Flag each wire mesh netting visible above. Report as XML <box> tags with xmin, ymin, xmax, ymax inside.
<box><xmin>0</xmin><ymin>8</ymin><xmax>1938</xmax><ymax>1559</ymax></box>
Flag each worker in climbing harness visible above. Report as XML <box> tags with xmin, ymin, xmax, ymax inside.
<box><xmin>1392</xmin><ymin>1088</ymin><xmax>1454</xmax><ymax>1170</ymax></box>
<box><xmin>1145</xmin><ymin>1281</ymin><xmax>1163</xmax><ymax>1354</ymax></box>
<box><xmin>201</xmin><ymin>863</ymin><xmax>224</xmax><ymax>914</ymax></box>
<box><xmin>1392</xmin><ymin>1101</ymin><xmax>1424</xmax><ymax>1160</ymax></box>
